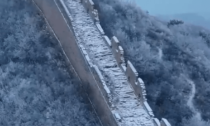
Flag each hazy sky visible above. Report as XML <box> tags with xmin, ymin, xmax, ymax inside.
<box><xmin>133</xmin><ymin>0</ymin><xmax>210</xmax><ymax>19</ymax></box>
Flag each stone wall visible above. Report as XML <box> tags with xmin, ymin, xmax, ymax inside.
<box><xmin>32</xmin><ymin>0</ymin><xmax>118</xmax><ymax>125</ymax></box>
<box><xmin>80</xmin><ymin>0</ymin><xmax>172</xmax><ymax>125</ymax></box>
<box><xmin>32</xmin><ymin>0</ymin><xmax>172</xmax><ymax>125</ymax></box>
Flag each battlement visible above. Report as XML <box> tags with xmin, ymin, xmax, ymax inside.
<box><xmin>111</xmin><ymin>36</ymin><xmax>125</xmax><ymax>65</ymax></box>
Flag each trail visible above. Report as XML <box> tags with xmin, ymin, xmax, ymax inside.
<box><xmin>185</xmin><ymin>77</ymin><xmax>202</xmax><ymax>120</ymax></box>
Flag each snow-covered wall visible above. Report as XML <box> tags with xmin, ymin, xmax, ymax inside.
<box><xmin>80</xmin><ymin>0</ymin><xmax>172</xmax><ymax>125</ymax></box>
<box><xmin>32</xmin><ymin>0</ymin><xmax>171</xmax><ymax>125</ymax></box>
<box><xmin>32</xmin><ymin>0</ymin><xmax>117</xmax><ymax>125</ymax></box>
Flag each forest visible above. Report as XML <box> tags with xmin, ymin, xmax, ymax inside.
<box><xmin>0</xmin><ymin>0</ymin><xmax>100</xmax><ymax>125</ymax></box>
<box><xmin>93</xmin><ymin>0</ymin><xmax>210</xmax><ymax>125</ymax></box>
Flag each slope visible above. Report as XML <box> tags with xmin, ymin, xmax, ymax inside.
<box><xmin>0</xmin><ymin>0</ymin><xmax>100</xmax><ymax>125</ymax></box>
<box><xmin>92</xmin><ymin>0</ymin><xmax>210</xmax><ymax>125</ymax></box>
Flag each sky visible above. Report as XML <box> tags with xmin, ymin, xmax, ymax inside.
<box><xmin>132</xmin><ymin>0</ymin><xmax>210</xmax><ymax>19</ymax></box>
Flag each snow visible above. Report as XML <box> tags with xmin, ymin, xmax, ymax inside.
<box><xmin>114</xmin><ymin>112</ymin><xmax>122</xmax><ymax>121</ymax></box>
<box><xmin>144</xmin><ymin>102</ymin><xmax>154</xmax><ymax>117</ymax></box>
<box><xmin>96</xmin><ymin>23</ymin><xmax>105</xmax><ymax>35</ymax></box>
<box><xmin>119</xmin><ymin>46</ymin><xmax>124</xmax><ymax>52</ymax></box>
<box><xmin>138</xmin><ymin>78</ymin><xmax>145</xmax><ymax>85</ymax></box>
<box><xmin>153</xmin><ymin>118</ymin><xmax>161</xmax><ymax>126</ymax></box>
<box><xmin>88</xmin><ymin>0</ymin><xmax>94</xmax><ymax>6</ymax></box>
<box><xmin>161</xmin><ymin>118</ymin><xmax>171</xmax><ymax>126</ymax></box>
<box><xmin>62</xmin><ymin>0</ymin><xmax>155</xmax><ymax>125</ymax></box>
<box><xmin>112</xmin><ymin>36</ymin><xmax>120</xmax><ymax>43</ymax></box>
<box><xmin>103</xmin><ymin>36</ymin><xmax>112</xmax><ymax>47</ymax></box>
<box><xmin>128</xmin><ymin>60</ymin><xmax>138</xmax><ymax>75</ymax></box>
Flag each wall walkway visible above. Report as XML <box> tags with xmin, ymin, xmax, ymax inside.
<box><xmin>32</xmin><ymin>0</ymin><xmax>171</xmax><ymax>125</ymax></box>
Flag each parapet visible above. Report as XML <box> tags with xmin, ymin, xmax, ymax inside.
<box><xmin>137</xmin><ymin>78</ymin><xmax>147</xmax><ymax>102</ymax></box>
<box><xmin>144</xmin><ymin>101</ymin><xmax>154</xmax><ymax>117</ymax></box>
<box><xmin>111</xmin><ymin>36</ymin><xmax>125</xmax><ymax>66</ymax></box>
<box><xmin>96</xmin><ymin>23</ymin><xmax>105</xmax><ymax>35</ymax></box>
<box><xmin>126</xmin><ymin>60</ymin><xmax>138</xmax><ymax>87</ymax></box>
<box><xmin>161</xmin><ymin>118</ymin><xmax>171</xmax><ymax>126</ymax></box>
<box><xmin>111</xmin><ymin>36</ymin><xmax>120</xmax><ymax>49</ymax></box>
<box><xmin>103</xmin><ymin>36</ymin><xmax>112</xmax><ymax>47</ymax></box>
<box><xmin>153</xmin><ymin>118</ymin><xmax>161</xmax><ymax>126</ymax></box>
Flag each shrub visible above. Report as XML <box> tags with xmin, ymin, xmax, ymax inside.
<box><xmin>0</xmin><ymin>0</ymin><xmax>100</xmax><ymax>125</ymax></box>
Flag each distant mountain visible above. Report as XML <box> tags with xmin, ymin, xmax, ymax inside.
<box><xmin>157</xmin><ymin>13</ymin><xmax>210</xmax><ymax>30</ymax></box>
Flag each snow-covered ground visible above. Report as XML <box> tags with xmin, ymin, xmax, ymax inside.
<box><xmin>63</xmin><ymin>0</ymin><xmax>154</xmax><ymax>125</ymax></box>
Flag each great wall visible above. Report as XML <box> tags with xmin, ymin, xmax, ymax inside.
<box><xmin>32</xmin><ymin>0</ymin><xmax>172</xmax><ymax>125</ymax></box>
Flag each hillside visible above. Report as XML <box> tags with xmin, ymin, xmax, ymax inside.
<box><xmin>0</xmin><ymin>0</ymin><xmax>100</xmax><ymax>125</ymax></box>
<box><xmin>93</xmin><ymin>0</ymin><xmax>210</xmax><ymax>125</ymax></box>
